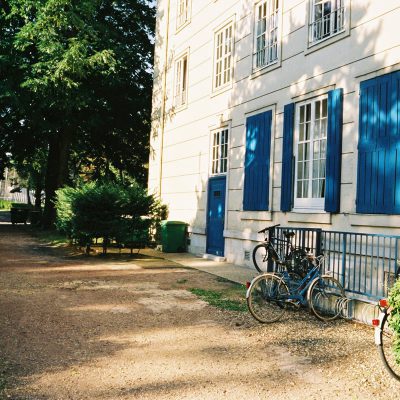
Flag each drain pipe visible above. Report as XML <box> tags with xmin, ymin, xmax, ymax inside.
<box><xmin>158</xmin><ymin>0</ymin><xmax>171</xmax><ymax>199</ymax></box>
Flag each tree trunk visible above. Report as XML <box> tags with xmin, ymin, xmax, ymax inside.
<box><xmin>34</xmin><ymin>185</ymin><xmax>42</xmax><ymax>209</ymax></box>
<box><xmin>27</xmin><ymin>185</ymin><xmax>32</xmax><ymax>206</ymax></box>
<box><xmin>42</xmin><ymin>130</ymin><xmax>72</xmax><ymax>228</ymax></box>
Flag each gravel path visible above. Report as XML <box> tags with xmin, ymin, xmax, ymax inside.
<box><xmin>0</xmin><ymin>224</ymin><xmax>398</xmax><ymax>399</ymax></box>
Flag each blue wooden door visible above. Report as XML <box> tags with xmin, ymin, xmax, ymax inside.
<box><xmin>206</xmin><ymin>176</ymin><xmax>226</xmax><ymax>256</ymax></box>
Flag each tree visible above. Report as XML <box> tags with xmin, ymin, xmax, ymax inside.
<box><xmin>0</xmin><ymin>0</ymin><xmax>155</xmax><ymax>226</ymax></box>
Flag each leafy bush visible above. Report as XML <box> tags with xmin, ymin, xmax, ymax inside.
<box><xmin>0</xmin><ymin>200</ymin><xmax>12</xmax><ymax>210</ymax></box>
<box><xmin>55</xmin><ymin>182</ymin><xmax>165</xmax><ymax>253</ymax></box>
<box><xmin>388</xmin><ymin>279</ymin><xmax>400</xmax><ymax>364</ymax></box>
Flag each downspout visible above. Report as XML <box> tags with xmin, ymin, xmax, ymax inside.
<box><xmin>158</xmin><ymin>0</ymin><xmax>171</xmax><ymax>198</ymax></box>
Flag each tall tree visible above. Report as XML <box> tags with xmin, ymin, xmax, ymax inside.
<box><xmin>0</xmin><ymin>0</ymin><xmax>155</xmax><ymax>226</ymax></box>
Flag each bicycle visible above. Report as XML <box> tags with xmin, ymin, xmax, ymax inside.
<box><xmin>252</xmin><ymin>224</ymin><xmax>308</xmax><ymax>277</ymax></box>
<box><xmin>373</xmin><ymin>298</ymin><xmax>400</xmax><ymax>381</ymax></box>
<box><xmin>246</xmin><ymin>252</ymin><xmax>345</xmax><ymax>323</ymax></box>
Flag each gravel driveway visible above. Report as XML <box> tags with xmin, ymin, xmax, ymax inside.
<box><xmin>0</xmin><ymin>224</ymin><xmax>398</xmax><ymax>399</ymax></box>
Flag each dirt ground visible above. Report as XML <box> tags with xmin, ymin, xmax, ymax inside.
<box><xmin>0</xmin><ymin>222</ymin><xmax>399</xmax><ymax>400</ymax></box>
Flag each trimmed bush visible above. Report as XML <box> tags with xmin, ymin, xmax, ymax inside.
<box><xmin>55</xmin><ymin>182</ymin><xmax>165</xmax><ymax>254</ymax></box>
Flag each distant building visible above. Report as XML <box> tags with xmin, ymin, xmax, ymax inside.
<box><xmin>149</xmin><ymin>0</ymin><xmax>400</xmax><ymax>266</ymax></box>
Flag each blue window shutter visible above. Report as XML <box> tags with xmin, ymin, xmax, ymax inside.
<box><xmin>325</xmin><ymin>89</ymin><xmax>343</xmax><ymax>213</ymax></box>
<box><xmin>243</xmin><ymin>111</ymin><xmax>272</xmax><ymax>211</ymax></box>
<box><xmin>280</xmin><ymin>103</ymin><xmax>295</xmax><ymax>212</ymax></box>
<box><xmin>356</xmin><ymin>73</ymin><xmax>395</xmax><ymax>214</ymax></box>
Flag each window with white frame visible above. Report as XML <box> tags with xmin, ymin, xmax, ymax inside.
<box><xmin>294</xmin><ymin>97</ymin><xmax>328</xmax><ymax>209</ymax></box>
<box><xmin>177</xmin><ymin>0</ymin><xmax>190</xmax><ymax>28</ymax></box>
<box><xmin>174</xmin><ymin>53</ymin><xmax>188</xmax><ymax>108</ymax></box>
<box><xmin>211</xmin><ymin>129</ymin><xmax>229</xmax><ymax>175</ymax></box>
<box><xmin>214</xmin><ymin>22</ymin><xmax>233</xmax><ymax>91</ymax></box>
<box><xmin>253</xmin><ymin>0</ymin><xmax>280</xmax><ymax>70</ymax></box>
<box><xmin>309</xmin><ymin>0</ymin><xmax>345</xmax><ymax>44</ymax></box>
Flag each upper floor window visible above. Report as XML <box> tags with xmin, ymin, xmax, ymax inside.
<box><xmin>174</xmin><ymin>53</ymin><xmax>188</xmax><ymax>108</ymax></box>
<box><xmin>177</xmin><ymin>0</ymin><xmax>190</xmax><ymax>29</ymax></box>
<box><xmin>309</xmin><ymin>0</ymin><xmax>345</xmax><ymax>44</ymax></box>
<box><xmin>211</xmin><ymin>129</ymin><xmax>229</xmax><ymax>174</ymax></box>
<box><xmin>294</xmin><ymin>97</ymin><xmax>328</xmax><ymax>209</ymax></box>
<box><xmin>253</xmin><ymin>0</ymin><xmax>280</xmax><ymax>70</ymax></box>
<box><xmin>213</xmin><ymin>22</ymin><xmax>233</xmax><ymax>91</ymax></box>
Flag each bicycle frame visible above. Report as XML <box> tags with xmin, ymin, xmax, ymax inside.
<box><xmin>279</xmin><ymin>263</ymin><xmax>321</xmax><ymax>306</ymax></box>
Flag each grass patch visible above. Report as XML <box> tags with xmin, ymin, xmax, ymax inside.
<box><xmin>176</xmin><ymin>279</ymin><xmax>188</xmax><ymax>284</ymax></box>
<box><xmin>189</xmin><ymin>287</ymin><xmax>247</xmax><ymax>312</ymax></box>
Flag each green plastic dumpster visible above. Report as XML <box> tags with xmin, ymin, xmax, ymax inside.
<box><xmin>161</xmin><ymin>221</ymin><xmax>188</xmax><ymax>253</ymax></box>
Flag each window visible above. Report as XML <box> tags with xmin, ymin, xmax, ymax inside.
<box><xmin>253</xmin><ymin>0</ymin><xmax>280</xmax><ymax>70</ymax></box>
<box><xmin>309</xmin><ymin>0</ymin><xmax>345</xmax><ymax>44</ymax></box>
<box><xmin>294</xmin><ymin>97</ymin><xmax>328</xmax><ymax>209</ymax></box>
<box><xmin>177</xmin><ymin>0</ymin><xmax>190</xmax><ymax>28</ymax></box>
<box><xmin>174</xmin><ymin>54</ymin><xmax>188</xmax><ymax>108</ymax></box>
<box><xmin>281</xmin><ymin>90</ymin><xmax>342</xmax><ymax>213</ymax></box>
<box><xmin>211</xmin><ymin>129</ymin><xmax>229</xmax><ymax>175</ymax></box>
<box><xmin>213</xmin><ymin>22</ymin><xmax>233</xmax><ymax>91</ymax></box>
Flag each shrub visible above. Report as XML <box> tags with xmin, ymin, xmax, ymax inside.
<box><xmin>388</xmin><ymin>279</ymin><xmax>400</xmax><ymax>364</ymax></box>
<box><xmin>55</xmin><ymin>181</ymin><xmax>164</xmax><ymax>254</ymax></box>
<box><xmin>0</xmin><ymin>200</ymin><xmax>12</xmax><ymax>210</ymax></box>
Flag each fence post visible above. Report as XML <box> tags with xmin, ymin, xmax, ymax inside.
<box><xmin>316</xmin><ymin>229</ymin><xmax>322</xmax><ymax>256</ymax></box>
<box><xmin>267</xmin><ymin>226</ymin><xmax>275</xmax><ymax>273</ymax></box>
<box><xmin>341</xmin><ymin>233</ymin><xmax>347</xmax><ymax>288</ymax></box>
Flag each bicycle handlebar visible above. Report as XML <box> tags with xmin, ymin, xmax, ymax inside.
<box><xmin>258</xmin><ymin>224</ymin><xmax>280</xmax><ymax>234</ymax></box>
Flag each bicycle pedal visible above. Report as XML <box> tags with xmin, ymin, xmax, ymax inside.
<box><xmin>285</xmin><ymin>299</ymin><xmax>301</xmax><ymax>308</ymax></box>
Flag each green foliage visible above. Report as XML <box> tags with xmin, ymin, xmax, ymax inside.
<box><xmin>0</xmin><ymin>200</ymin><xmax>12</xmax><ymax>210</ymax></box>
<box><xmin>189</xmin><ymin>288</ymin><xmax>247</xmax><ymax>312</ymax></box>
<box><xmin>0</xmin><ymin>0</ymin><xmax>156</xmax><ymax>225</ymax></box>
<box><xmin>388</xmin><ymin>279</ymin><xmax>400</xmax><ymax>364</ymax></box>
<box><xmin>55</xmin><ymin>181</ymin><xmax>164</xmax><ymax>253</ymax></box>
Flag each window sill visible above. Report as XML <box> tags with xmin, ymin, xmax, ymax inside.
<box><xmin>176</xmin><ymin>20</ymin><xmax>190</xmax><ymax>34</ymax></box>
<box><xmin>250</xmin><ymin>60</ymin><xmax>281</xmax><ymax>80</ymax></box>
<box><xmin>288</xmin><ymin>211</ymin><xmax>331</xmax><ymax>225</ymax></box>
<box><xmin>304</xmin><ymin>28</ymin><xmax>350</xmax><ymax>56</ymax></box>
<box><xmin>211</xmin><ymin>82</ymin><xmax>233</xmax><ymax>98</ymax></box>
<box><xmin>172</xmin><ymin>102</ymin><xmax>188</xmax><ymax>113</ymax></box>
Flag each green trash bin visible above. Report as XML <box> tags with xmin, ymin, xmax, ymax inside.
<box><xmin>161</xmin><ymin>220</ymin><xmax>188</xmax><ymax>253</ymax></box>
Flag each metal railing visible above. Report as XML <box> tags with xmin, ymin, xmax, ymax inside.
<box><xmin>274</xmin><ymin>226</ymin><xmax>399</xmax><ymax>302</ymax></box>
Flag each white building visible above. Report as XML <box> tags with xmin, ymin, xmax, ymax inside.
<box><xmin>149</xmin><ymin>0</ymin><xmax>400</xmax><ymax>271</ymax></box>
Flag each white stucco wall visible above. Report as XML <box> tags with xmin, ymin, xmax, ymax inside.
<box><xmin>149</xmin><ymin>0</ymin><xmax>400</xmax><ymax>265</ymax></box>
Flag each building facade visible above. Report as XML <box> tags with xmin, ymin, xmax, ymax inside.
<box><xmin>149</xmin><ymin>0</ymin><xmax>400</xmax><ymax>267</ymax></box>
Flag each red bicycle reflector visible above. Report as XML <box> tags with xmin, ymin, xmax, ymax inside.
<box><xmin>246</xmin><ymin>281</ymin><xmax>251</xmax><ymax>289</ymax></box>
<box><xmin>379</xmin><ymin>299</ymin><xmax>388</xmax><ymax>308</ymax></box>
<box><xmin>372</xmin><ymin>319</ymin><xmax>380</xmax><ymax>327</ymax></box>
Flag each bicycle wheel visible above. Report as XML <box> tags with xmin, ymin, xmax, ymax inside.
<box><xmin>246</xmin><ymin>273</ymin><xmax>289</xmax><ymax>323</ymax></box>
<box><xmin>252</xmin><ymin>244</ymin><xmax>270</xmax><ymax>273</ymax></box>
<box><xmin>308</xmin><ymin>275</ymin><xmax>344</xmax><ymax>321</ymax></box>
<box><xmin>379</xmin><ymin>312</ymin><xmax>400</xmax><ymax>381</ymax></box>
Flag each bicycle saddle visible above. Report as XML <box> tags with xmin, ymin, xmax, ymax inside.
<box><xmin>283</xmin><ymin>231</ymin><xmax>295</xmax><ymax>239</ymax></box>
